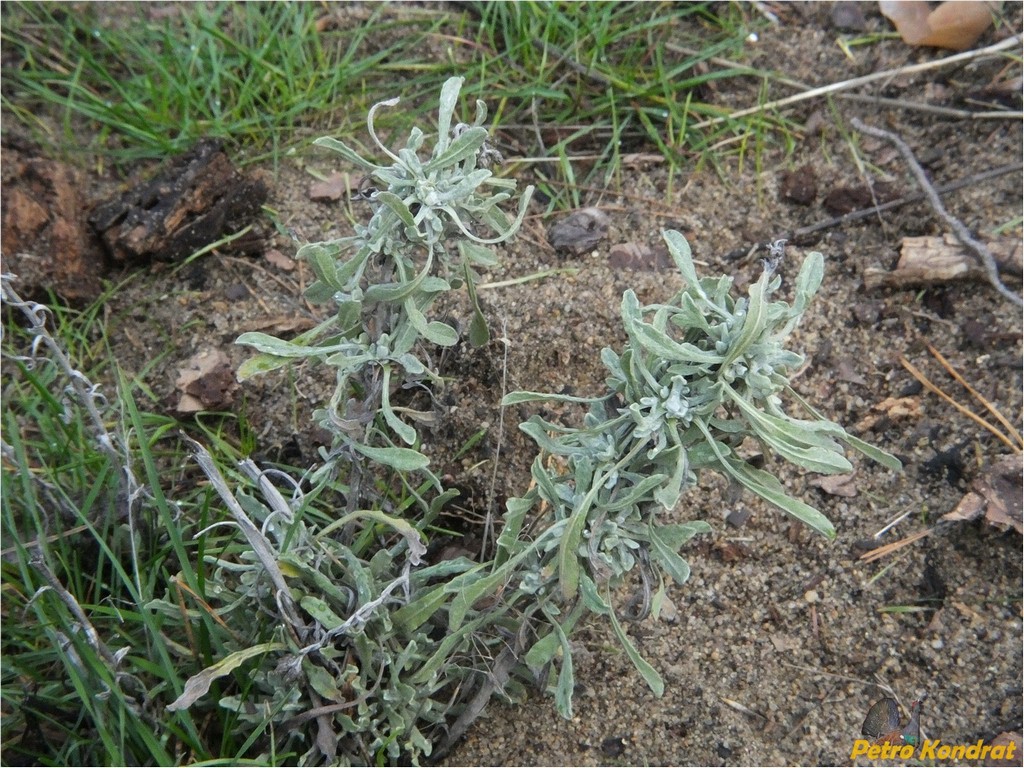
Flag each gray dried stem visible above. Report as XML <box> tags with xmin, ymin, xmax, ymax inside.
<box><xmin>851</xmin><ymin>117</ymin><xmax>1022</xmax><ymax>308</ymax></box>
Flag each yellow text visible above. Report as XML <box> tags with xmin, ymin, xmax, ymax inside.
<box><xmin>918</xmin><ymin>739</ymin><xmax>1017</xmax><ymax>762</ymax></box>
<box><xmin>850</xmin><ymin>738</ymin><xmax>1018</xmax><ymax>762</ymax></box>
<box><xmin>849</xmin><ymin>740</ymin><xmax>914</xmax><ymax>761</ymax></box>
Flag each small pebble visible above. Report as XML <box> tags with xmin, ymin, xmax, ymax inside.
<box><xmin>804</xmin><ymin>590</ymin><xmax>819</xmax><ymax>604</ymax></box>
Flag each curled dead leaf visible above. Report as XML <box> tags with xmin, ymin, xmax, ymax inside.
<box><xmin>880</xmin><ymin>1</ymin><xmax>1001</xmax><ymax>51</ymax></box>
<box><xmin>167</xmin><ymin>642</ymin><xmax>287</xmax><ymax>712</ymax></box>
<box><xmin>836</xmin><ymin>359</ymin><xmax>868</xmax><ymax>386</ymax></box>
<box><xmin>264</xmin><ymin>248</ymin><xmax>296</xmax><ymax>271</ymax></box>
<box><xmin>943</xmin><ymin>454</ymin><xmax>1023</xmax><ymax>533</ymax></box>
<box><xmin>855</xmin><ymin>396</ymin><xmax>924</xmax><ymax>432</ymax></box>
<box><xmin>809</xmin><ymin>473</ymin><xmax>859</xmax><ymax>498</ymax></box>
<box><xmin>174</xmin><ymin>348</ymin><xmax>238</xmax><ymax>413</ymax></box>
<box><xmin>309</xmin><ymin>172</ymin><xmax>351</xmax><ymax>202</ymax></box>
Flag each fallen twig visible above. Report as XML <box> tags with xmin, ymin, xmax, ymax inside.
<box><xmin>852</xmin><ymin>117</ymin><xmax>1022</xmax><ymax>307</ymax></box>
<box><xmin>668</xmin><ymin>43</ymin><xmax>1022</xmax><ymax>122</ymax></box>
<box><xmin>721</xmin><ymin>163</ymin><xmax>1019</xmax><ymax>260</ymax></box>
<box><xmin>863</xmin><ymin>234</ymin><xmax>1022</xmax><ymax>291</ymax></box>
<box><xmin>687</xmin><ymin>35</ymin><xmax>1023</xmax><ymax>130</ymax></box>
<box><xmin>435</xmin><ymin>646</ymin><xmax>519</xmax><ymax>760</ymax></box>
<box><xmin>798</xmin><ymin>165</ymin><xmax>1018</xmax><ymax>237</ymax></box>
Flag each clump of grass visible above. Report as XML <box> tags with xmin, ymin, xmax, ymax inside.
<box><xmin>0</xmin><ymin>3</ymin><xmax>448</xmax><ymax>166</ymax></box>
<box><xmin>3</xmin><ymin>280</ymin><xmax>163</xmax><ymax>763</ymax></box>
<box><xmin>467</xmin><ymin>2</ymin><xmax>785</xmax><ymax>201</ymax></box>
<box><xmin>0</xmin><ymin>277</ymin><xmax>271</xmax><ymax>764</ymax></box>
<box><xmin>2</xmin><ymin>2</ymin><xmax>793</xmax><ymax>193</ymax></box>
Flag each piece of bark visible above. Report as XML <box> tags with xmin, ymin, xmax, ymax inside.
<box><xmin>89</xmin><ymin>139</ymin><xmax>268</xmax><ymax>264</ymax></box>
<box><xmin>1</xmin><ymin>152</ymin><xmax>106</xmax><ymax>302</ymax></box>
<box><xmin>863</xmin><ymin>234</ymin><xmax>1023</xmax><ymax>291</ymax></box>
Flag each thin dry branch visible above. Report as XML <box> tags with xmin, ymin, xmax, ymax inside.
<box><xmin>685</xmin><ymin>35</ymin><xmax>1023</xmax><ymax>129</ymax></box>
<box><xmin>782</xmin><ymin>163</ymin><xmax>1015</xmax><ymax>241</ymax></box>
<box><xmin>852</xmin><ymin>117</ymin><xmax>1022</xmax><ymax>307</ymax></box>
<box><xmin>668</xmin><ymin>42</ymin><xmax>1022</xmax><ymax>122</ymax></box>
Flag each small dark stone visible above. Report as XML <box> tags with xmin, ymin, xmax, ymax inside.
<box><xmin>779</xmin><ymin>164</ymin><xmax>818</xmax><ymax>206</ymax></box>
<box><xmin>831</xmin><ymin>1</ymin><xmax>867</xmax><ymax>31</ymax></box>
<box><xmin>851</xmin><ymin>538</ymin><xmax>877</xmax><ymax>556</ymax></box>
<box><xmin>922</xmin><ymin>445</ymin><xmax>965</xmax><ymax>486</ymax></box>
<box><xmin>898</xmin><ymin>380</ymin><xmax>923</xmax><ymax>397</ymax></box>
<box><xmin>547</xmin><ymin>207</ymin><xmax>610</xmax><ymax>256</ymax></box>
<box><xmin>822</xmin><ymin>182</ymin><xmax>897</xmax><ymax>216</ymax></box>
<box><xmin>225</xmin><ymin>283</ymin><xmax>250</xmax><ymax>301</ymax></box>
<box><xmin>851</xmin><ymin>300</ymin><xmax>882</xmax><ymax>325</ymax></box>
<box><xmin>726</xmin><ymin>508</ymin><xmax>751</xmax><ymax>528</ymax></box>
<box><xmin>961</xmin><ymin>318</ymin><xmax>989</xmax><ymax>348</ymax></box>
<box><xmin>717</xmin><ymin>742</ymin><xmax>734</xmax><ymax>759</ymax></box>
<box><xmin>600</xmin><ymin>736</ymin><xmax>627</xmax><ymax>758</ymax></box>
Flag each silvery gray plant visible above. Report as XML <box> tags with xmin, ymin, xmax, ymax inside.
<box><xmin>237</xmin><ymin>76</ymin><xmax>532</xmax><ymax>482</ymax></box>
<box><xmin>171</xmin><ymin>76</ymin><xmax>903</xmax><ymax>764</ymax></box>
<box><xmin>494</xmin><ymin>232</ymin><xmax>902</xmax><ymax>709</ymax></box>
<box><xmin>173</xmin><ymin>77</ymin><xmax>544</xmax><ymax>764</ymax></box>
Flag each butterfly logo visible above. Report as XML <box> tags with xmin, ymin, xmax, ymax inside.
<box><xmin>861</xmin><ymin>695</ymin><xmax>925</xmax><ymax>747</ymax></box>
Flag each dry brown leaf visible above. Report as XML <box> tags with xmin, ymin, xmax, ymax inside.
<box><xmin>809</xmin><ymin>473</ymin><xmax>859</xmax><ymax>498</ymax></box>
<box><xmin>264</xmin><ymin>248</ymin><xmax>296</xmax><ymax>271</ymax></box>
<box><xmin>174</xmin><ymin>348</ymin><xmax>238</xmax><ymax>413</ymax></box>
<box><xmin>836</xmin><ymin>359</ymin><xmax>867</xmax><ymax>386</ymax></box>
<box><xmin>657</xmin><ymin>593</ymin><xmax>679</xmax><ymax>623</ymax></box>
<box><xmin>943</xmin><ymin>454</ymin><xmax>1023</xmax><ymax>533</ymax></box>
<box><xmin>309</xmin><ymin>172</ymin><xmax>351</xmax><ymax>202</ymax></box>
<box><xmin>880</xmin><ymin>1</ymin><xmax>1001</xmax><ymax>51</ymax></box>
<box><xmin>855</xmin><ymin>396</ymin><xmax>924</xmax><ymax>432</ymax></box>
<box><xmin>167</xmin><ymin>641</ymin><xmax>286</xmax><ymax>712</ymax></box>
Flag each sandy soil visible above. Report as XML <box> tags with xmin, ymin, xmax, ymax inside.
<box><xmin>5</xmin><ymin>3</ymin><xmax>1021</xmax><ymax>766</ymax></box>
